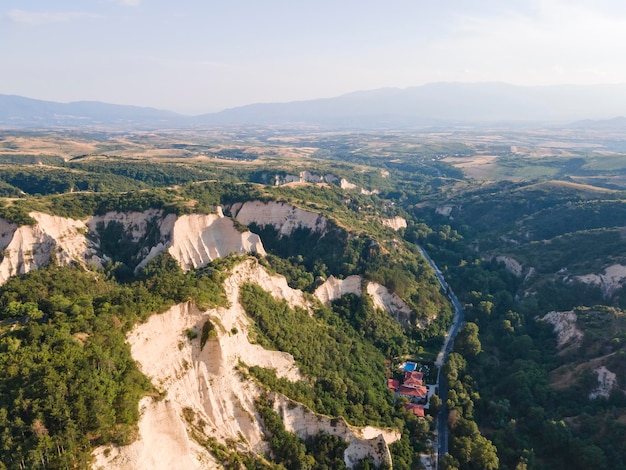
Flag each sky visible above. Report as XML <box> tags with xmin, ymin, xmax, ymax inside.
<box><xmin>2</xmin><ymin>0</ymin><xmax>626</xmax><ymax>114</ymax></box>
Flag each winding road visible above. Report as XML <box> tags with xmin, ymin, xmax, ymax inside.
<box><xmin>417</xmin><ymin>245</ymin><xmax>465</xmax><ymax>467</ymax></box>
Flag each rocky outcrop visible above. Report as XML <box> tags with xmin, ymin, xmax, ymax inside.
<box><xmin>315</xmin><ymin>275</ymin><xmax>414</xmax><ymax>328</ymax></box>
<box><xmin>340</xmin><ymin>179</ymin><xmax>358</xmax><ymax>190</ymax></box>
<box><xmin>88</xmin><ymin>208</ymin><xmax>169</xmax><ymax>244</ymax></box>
<box><xmin>0</xmin><ymin>208</ymin><xmax>266</xmax><ymax>285</ymax></box>
<box><xmin>0</xmin><ymin>212</ymin><xmax>101</xmax><ymax>285</ymax></box>
<box><xmin>381</xmin><ymin>216</ymin><xmax>407</xmax><ymax>231</ymax></box>
<box><xmin>272</xmin><ymin>394</ymin><xmax>398</xmax><ymax>468</ymax></box>
<box><xmin>496</xmin><ymin>255</ymin><xmax>523</xmax><ymax>277</ymax></box>
<box><xmin>93</xmin><ymin>260</ymin><xmax>397</xmax><ymax>469</ymax></box>
<box><xmin>366</xmin><ymin>282</ymin><xmax>413</xmax><ymax>328</ymax></box>
<box><xmin>435</xmin><ymin>205</ymin><xmax>453</xmax><ymax>217</ymax></box>
<box><xmin>314</xmin><ymin>275</ymin><xmax>363</xmax><ymax>303</ymax></box>
<box><xmin>230</xmin><ymin>201</ymin><xmax>328</xmax><ymax>236</ymax></box>
<box><xmin>542</xmin><ymin>311</ymin><xmax>583</xmax><ymax>350</ymax></box>
<box><xmin>166</xmin><ymin>214</ymin><xmax>265</xmax><ymax>271</ymax></box>
<box><xmin>589</xmin><ymin>366</ymin><xmax>617</xmax><ymax>400</ymax></box>
<box><xmin>574</xmin><ymin>264</ymin><xmax>626</xmax><ymax>298</ymax></box>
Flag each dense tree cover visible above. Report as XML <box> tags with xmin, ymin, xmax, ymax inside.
<box><xmin>0</xmin><ymin>167</ymin><xmax>149</xmax><ymax>196</ymax></box>
<box><xmin>0</xmin><ymin>154</ymin><xmax>66</xmax><ymax>166</ymax></box>
<box><xmin>421</xmin><ymin>227</ymin><xmax>626</xmax><ymax>469</ymax></box>
<box><xmin>256</xmin><ymin>394</ymin><xmax>392</xmax><ymax>470</ymax></box>
<box><xmin>251</xmin><ymin>217</ymin><xmax>451</xmax><ymax>341</ymax></box>
<box><xmin>0</xmin><ymin>254</ymin><xmax>228</xmax><ymax>469</ymax></box>
<box><xmin>241</xmin><ymin>283</ymin><xmax>397</xmax><ymax>426</ymax></box>
<box><xmin>68</xmin><ymin>160</ymin><xmax>220</xmax><ymax>187</ymax></box>
<box><xmin>239</xmin><ymin>284</ymin><xmax>429</xmax><ymax>468</ymax></box>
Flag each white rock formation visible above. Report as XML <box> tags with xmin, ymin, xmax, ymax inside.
<box><xmin>88</xmin><ymin>209</ymin><xmax>167</xmax><ymax>243</ymax></box>
<box><xmin>435</xmin><ymin>206</ymin><xmax>453</xmax><ymax>217</ymax></box>
<box><xmin>0</xmin><ymin>212</ymin><xmax>101</xmax><ymax>285</ymax></box>
<box><xmin>589</xmin><ymin>366</ymin><xmax>617</xmax><ymax>400</ymax></box>
<box><xmin>366</xmin><ymin>282</ymin><xmax>413</xmax><ymax>328</ymax></box>
<box><xmin>314</xmin><ymin>275</ymin><xmax>414</xmax><ymax>328</ymax></box>
<box><xmin>496</xmin><ymin>255</ymin><xmax>523</xmax><ymax>277</ymax></box>
<box><xmin>0</xmin><ymin>209</ymin><xmax>266</xmax><ymax>285</ymax></box>
<box><xmin>381</xmin><ymin>216</ymin><xmax>407</xmax><ymax>231</ymax></box>
<box><xmin>314</xmin><ymin>275</ymin><xmax>363</xmax><ymax>304</ymax></box>
<box><xmin>300</xmin><ymin>171</ymin><xmax>324</xmax><ymax>184</ymax></box>
<box><xmin>166</xmin><ymin>214</ymin><xmax>266</xmax><ymax>271</ymax></box>
<box><xmin>574</xmin><ymin>264</ymin><xmax>626</xmax><ymax>298</ymax></box>
<box><xmin>93</xmin><ymin>260</ymin><xmax>397</xmax><ymax>469</ymax></box>
<box><xmin>340</xmin><ymin>179</ymin><xmax>358</xmax><ymax>190</ymax></box>
<box><xmin>272</xmin><ymin>394</ymin><xmax>398</xmax><ymax>468</ymax></box>
<box><xmin>230</xmin><ymin>201</ymin><xmax>328</xmax><ymax>236</ymax></box>
<box><xmin>542</xmin><ymin>311</ymin><xmax>584</xmax><ymax>349</ymax></box>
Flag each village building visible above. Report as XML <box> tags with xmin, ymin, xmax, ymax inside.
<box><xmin>404</xmin><ymin>403</ymin><xmax>425</xmax><ymax>417</ymax></box>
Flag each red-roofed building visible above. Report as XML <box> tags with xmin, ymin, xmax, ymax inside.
<box><xmin>387</xmin><ymin>379</ymin><xmax>400</xmax><ymax>392</ymax></box>
<box><xmin>404</xmin><ymin>371</ymin><xmax>424</xmax><ymax>382</ymax></box>
<box><xmin>403</xmin><ymin>376</ymin><xmax>423</xmax><ymax>389</ymax></box>
<box><xmin>402</xmin><ymin>371</ymin><xmax>425</xmax><ymax>390</ymax></box>
<box><xmin>398</xmin><ymin>385</ymin><xmax>428</xmax><ymax>402</ymax></box>
<box><xmin>405</xmin><ymin>403</ymin><xmax>425</xmax><ymax>417</ymax></box>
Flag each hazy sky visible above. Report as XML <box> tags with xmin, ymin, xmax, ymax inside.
<box><xmin>3</xmin><ymin>0</ymin><xmax>626</xmax><ymax>114</ymax></box>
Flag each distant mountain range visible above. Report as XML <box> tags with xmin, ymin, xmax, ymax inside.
<box><xmin>3</xmin><ymin>83</ymin><xmax>626</xmax><ymax>129</ymax></box>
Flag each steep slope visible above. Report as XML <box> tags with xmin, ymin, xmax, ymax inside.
<box><xmin>0</xmin><ymin>212</ymin><xmax>101</xmax><ymax>284</ymax></box>
<box><xmin>93</xmin><ymin>260</ymin><xmax>397</xmax><ymax>469</ymax></box>
<box><xmin>314</xmin><ymin>275</ymin><xmax>414</xmax><ymax>328</ymax></box>
<box><xmin>166</xmin><ymin>214</ymin><xmax>266</xmax><ymax>271</ymax></box>
<box><xmin>0</xmin><ymin>208</ymin><xmax>266</xmax><ymax>285</ymax></box>
<box><xmin>229</xmin><ymin>201</ymin><xmax>328</xmax><ymax>236</ymax></box>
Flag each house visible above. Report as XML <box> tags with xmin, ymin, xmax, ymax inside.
<box><xmin>404</xmin><ymin>403</ymin><xmax>425</xmax><ymax>417</ymax></box>
<box><xmin>387</xmin><ymin>379</ymin><xmax>400</xmax><ymax>392</ymax></box>
<box><xmin>398</xmin><ymin>385</ymin><xmax>428</xmax><ymax>402</ymax></box>
<box><xmin>403</xmin><ymin>371</ymin><xmax>424</xmax><ymax>389</ymax></box>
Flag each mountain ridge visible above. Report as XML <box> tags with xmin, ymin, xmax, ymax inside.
<box><xmin>4</xmin><ymin>82</ymin><xmax>626</xmax><ymax>128</ymax></box>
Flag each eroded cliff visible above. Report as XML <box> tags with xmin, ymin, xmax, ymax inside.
<box><xmin>93</xmin><ymin>260</ymin><xmax>397</xmax><ymax>469</ymax></box>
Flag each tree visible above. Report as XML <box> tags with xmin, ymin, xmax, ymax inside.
<box><xmin>469</xmin><ymin>435</ymin><xmax>499</xmax><ymax>470</ymax></box>
<box><xmin>429</xmin><ymin>393</ymin><xmax>442</xmax><ymax>415</ymax></box>
<box><xmin>455</xmin><ymin>322</ymin><xmax>481</xmax><ymax>357</ymax></box>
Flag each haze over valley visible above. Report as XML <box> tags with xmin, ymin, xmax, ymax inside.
<box><xmin>2</xmin><ymin>1</ymin><xmax>626</xmax><ymax>469</ymax></box>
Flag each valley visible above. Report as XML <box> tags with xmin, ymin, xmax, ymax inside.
<box><xmin>0</xmin><ymin>124</ymin><xmax>625</xmax><ymax>470</ymax></box>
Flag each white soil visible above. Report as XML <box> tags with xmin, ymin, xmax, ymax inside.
<box><xmin>314</xmin><ymin>275</ymin><xmax>414</xmax><ymax>328</ymax></box>
<box><xmin>589</xmin><ymin>366</ymin><xmax>617</xmax><ymax>400</ymax></box>
<box><xmin>230</xmin><ymin>201</ymin><xmax>328</xmax><ymax>236</ymax></box>
<box><xmin>340</xmin><ymin>179</ymin><xmax>358</xmax><ymax>190</ymax></box>
<box><xmin>314</xmin><ymin>275</ymin><xmax>363</xmax><ymax>303</ymax></box>
<box><xmin>574</xmin><ymin>264</ymin><xmax>626</xmax><ymax>298</ymax></box>
<box><xmin>542</xmin><ymin>311</ymin><xmax>584</xmax><ymax>349</ymax></box>
<box><xmin>167</xmin><ymin>214</ymin><xmax>265</xmax><ymax>271</ymax></box>
<box><xmin>93</xmin><ymin>259</ymin><xmax>396</xmax><ymax>469</ymax></box>
<box><xmin>381</xmin><ymin>216</ymin><xmax>407</xmax><ymax>231</ymax></box>
<box><xmin>496</xmin><ymin>255</ymin><xmax>523</xmax><ymax>277</ymax></box>
<box><xmin>435</xmin><ymin>206</ymin><xmax>453</xmax><ymax>217</ymax></box>
<box><xmin>0</xmin><ymin>212</ymin><xmax>101</xmax><ymax>285</ymax></box>
<box><xmin>272</xmin><ymin>394</ymin><xmax>398</xmax><ymax>468</ymax></box>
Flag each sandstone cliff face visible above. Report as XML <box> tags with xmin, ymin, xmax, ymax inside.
<box><xmin>166</xmin><ymin>214</ymin><xmax>266</xmax><ymax>271</ymax></box>
<box><xmin>0</xmin><ymin>212</ymin><xmax>101</xmax><ymax>285</ymax></box>
<box><xmin>542</xmin><ymin>310</ymin><xmax>584</xmax><ymax>351</ymax></box>
<box><xmin>93</xmin><ymin>260</ymin><xmax>397</xmax><ymax>469</ymax></box>
<box><xmin>315</xmin><ymin>275</ymin><xmax>414</xmax><ymax>328</ymax></box>
<box><xmin>574</xmin><ymin>264</ymin><xmax>626</xmax><ymax>299</ymax></box>
<box><xmin>229</xmin><ymin>201</ymin><xmax>328</xmax><ymax>236</ymax></box>
<box><xmin>0</xmin><ymin>209</ymin><xmax>266</xmax><ymax>285</ymax></box>
<box><xmin>381</xmin><ymin>216</ymin><xmax>407</xmax><ymax>231</ymax></box>
<box><xmin>272</xmin><ymin>394</ymin><xmax>398</xmax><ymax>468</ymax></box>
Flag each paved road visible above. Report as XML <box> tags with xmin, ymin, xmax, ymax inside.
<box><xmin>417</xmin><ymin>245</ymin><xmax>464</xmax><ymax>467</ymax></box>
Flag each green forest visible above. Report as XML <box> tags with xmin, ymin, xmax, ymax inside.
<box><xmin>0</xmin><ymin>129</ymin><xmax>625</xmax><ymax>469</ymax></box>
